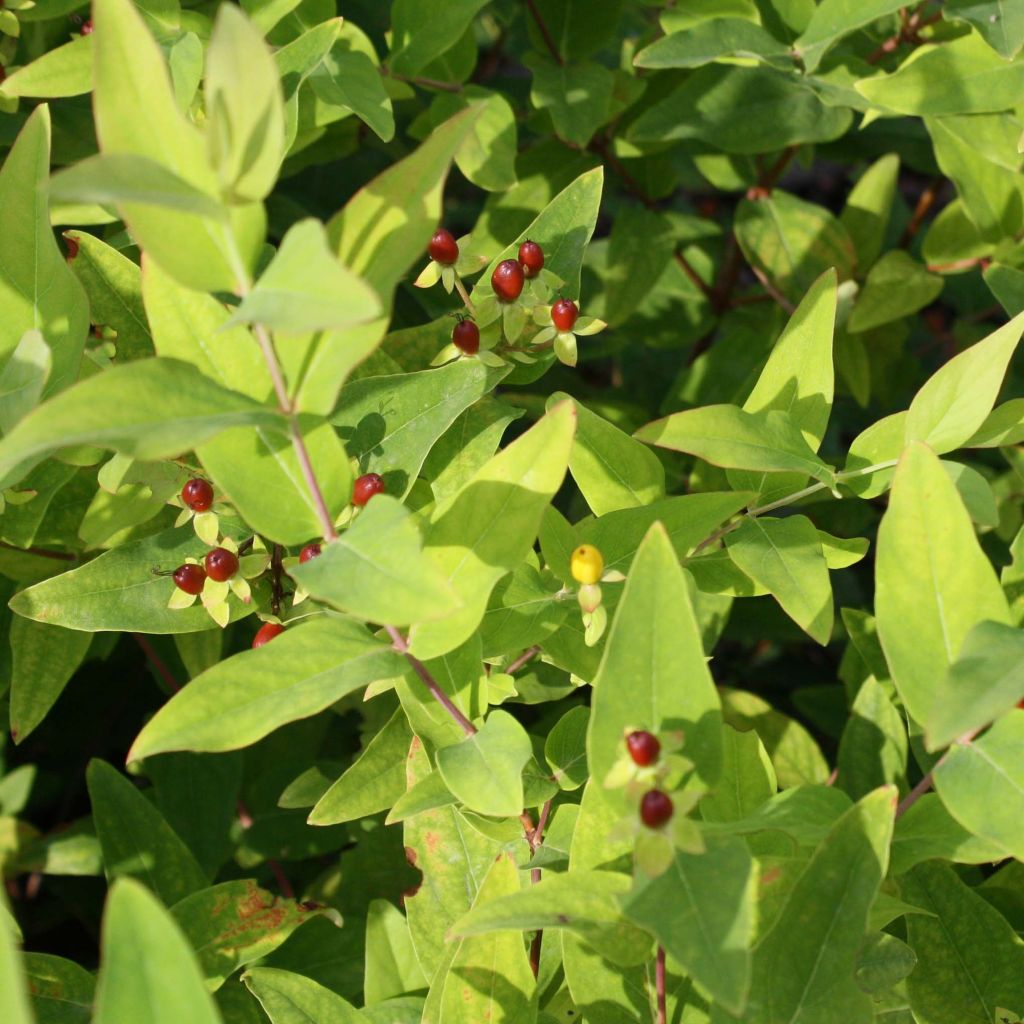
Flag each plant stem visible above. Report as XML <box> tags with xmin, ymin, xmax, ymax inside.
<box><xmin>132</xmin><ymin>634</ymin><xmax>181</xmax><ymax>694</ymax></box>
<box><xmin>656</xmin><ymin>946</ymin><xmax>667</xmax><ymax>1024</ymax></box>
<box><xmin>384</xmin><ymin>68</ymin><xmax>463</xmax><ymax>93</ymax></box>
<box><xmin>674</xmin><ymin>249</ymin><xmax>715</xmax><ymax>303</ymax></box>
<box><xmin>506</xmin><ymin>645</ymin><xmax>541</xmax><ymax>674</ymax></box>
<box><xmin>525</xmin><ymin>0</ymin><xmax>563</xmax><ymax>64</ymax></box>
<box><xmin>453</xmin><ymin>274</ymin><xmax>476</xmax><ymax>316</ymax></box>
<box><xmin>896</xmin><ymin>725</ymin><xmax>982</xmax><ymax>818</ymax></box>
<box><xmin>384</xmin><ymin>625</ymin><xmax>477</xmax><ymax>736</ymax></box>
<box><xmin>527</xmin><ymin>797</ymin><xmax>553</xmax><ymax>977</ymax></box>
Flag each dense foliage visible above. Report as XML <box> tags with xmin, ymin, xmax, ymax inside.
<box><xmin>3</xmin><ymin>0</ymin><xmax>1024</xmax><ymax>1021</ymax></box>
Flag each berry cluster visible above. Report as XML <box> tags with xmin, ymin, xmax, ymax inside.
<box><xmin>625</xmin><ymin>731</ymin><xmax>674</xmax><ymax>828</ymax></box>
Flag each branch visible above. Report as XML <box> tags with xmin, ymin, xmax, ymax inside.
<box><xmin>674</xmin><ymin>250</ymin><xmax>716</xmax><ymax>304</ymax></box>
<box><xmin>527</xmin><ymin>797</ymin><xmax>553</xmax><ymax>977</ymax></box>
<box><xmin>507</xmin><ymin>645</ymin><xmax>541</xmax><ymax>674</ymax></box>
<box><xmin>896</xmin><ymin>725</ymin><xmax>982</xmax><ymax>818</ymax></box>
<box><xmin>525</xmin><ymin>0</ymin><xmax>563</xmax><ymax>65</ymax></box>
<box><xmin>383</xmin><ymin>68</ymin><xmax>463</xmax><ymax>93</ymax></box>
<box><xmin>656</xmin><ymin>946</ymin><xmax>667</xmax><ymax>1024</ymax></box>
<box><xmin>901</xmin><ymin>176</ymin><xmax>945</xmax><ymax>247</ymax></box>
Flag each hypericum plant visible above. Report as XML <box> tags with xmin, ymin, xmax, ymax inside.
<box><xmin>2</xmin><ymin>2</ymin><xmax>1024</xmax><ymax>1024</ymax></box>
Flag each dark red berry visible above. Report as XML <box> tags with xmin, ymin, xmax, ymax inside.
<box><xmin>0</xmin><ymin>66</ymin><xmax>6</xmax><ymax>85</ymax></box>
<box><xmin>181</xmin><ymin>478</ymin><xmax>214</xmax><ymax>512</ymax></box>
<box><xmin>428</xmin><ymin>228</ymin><xmax>459</xmax><ymax>265</ymax></box>
<box><xmin>518</xmin><ymin>240</ymin><xmax>544</xmax><ymax>278</ymax></box>
<box><xmin>80</xmin><ymin>18</ymin><xmax>93</xmax><ymax>34</ymax></box>
<box><xmin>640</xmin><ymin>790</ymin><xmax>673</xmax><ymax>829</ymax></box>
<box><xmin>204</xmin><ymin>547</ymin><xmax>238</xmax><ymax>582</ymax></box>
<box><xmin>352</xmin><ymin>472</ymin><xmax>385</xmax><ymax>507</ymax></box>
<box><xmin>626</xmin><ymin>731</ymin><xmax>661</xmax><ymax>767</ymax></box>
<box><xmin>552</xmin><ymin>298</ymin><xmax>579</xmax><ymax>332</ymax></box>
<box><xmin>65</xmin><ymin>235</ymin><xmax>79</xmax><ymax>260</ymax></box>
<box><xmin>252</xmin><ymin>622</ymin><xmax>285</xmax><ymax>648</ymax></box>
<box><xmin>173</xmin><ymin>564</ymin><xmax>206</xmax><ymax>595</ymax></box>
<box><xmin>452</xmin><ymin>318</ymin><xmax>480</xmax><ymax>355</ymax></box>
<box><xmin>299</xmin><ymin>543</ymin><xmax>321</xmax><ymax>563</ymax></box>
<box><xmin>491</xmin><ymin>259</ymin><xmax>525</xmax><ymax>303</ymax></box>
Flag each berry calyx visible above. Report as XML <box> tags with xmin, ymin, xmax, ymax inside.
<box><xmin>552</xmin><ymin>298</ymin><xmax>579</xmax><ymax>332</ymax></box>
<box><xmin>299</xmin><ymin>543</ymin><xmax>322</xmax><ymax>563</ymax></box>
<box><xmin>428</xmin><ymin>228</ymin><xmax>459</xmax><ymax>265</ymax></box>
<box><xmin>204</xmin><ymin>547</ymin><xmax>239</xmax><ymax>582</ymax></box>
<box><xmin>252</xmin><ymin>622</ymin><xmax>285</xmax><ymax>648</ymax></box>
<box><xmin>640</xmin><ymin>790</ymin><xmax>674</xmax><ymax>829</ymax></box>
<box><xmin>80</xmin><ymin>19</ymin><xmax>93</xmax><ymax>34</ymax></box>
<box><xmin>353</xmin><ymin>473</ymin><xmax>385</xmax><ymax>507</ymax></box>
<box><xmin>518</xmin><ymin>240</ymin><xmax>544</xmax><ymax>278</ymax></box>
<box><xmin>570</xmin><ymin>544</ymin><xmax>604</xmax><ymax>585</ymax></box>
<box><xmin>181</xmin><ymin>478</ymin><xmax>214</xmax><ymax>512</ymax></box>
<box><xmin>452</xmin><ymin>317</ymin><xmax>480</xmax><ymax>355</ymax></box>
<box><xmin>491</xmin><ymin>259</ymin><xmax>525</xmax><ymax>303</ymax></box>
<box><xmin>627</xmin><ymin>731</ymin><xmax>661</xmax><ymax>767</ymax></box>
<box><xmin>173</xmin><ymin>564</ymin><xmax>206</xmax><ymax>595</ymax></box>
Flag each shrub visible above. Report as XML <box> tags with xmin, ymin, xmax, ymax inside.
<box><xmin>1</xmin><ymin>2</ymin><xmax>1024</xmax><ymax>1022</ymax></box>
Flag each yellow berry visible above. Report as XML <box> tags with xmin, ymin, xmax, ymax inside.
<box><xmin>571</xmin><ymin>544</ymin><xmax>604</xmax><ymax>585</ymax></box>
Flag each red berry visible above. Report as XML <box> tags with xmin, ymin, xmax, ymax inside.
<box><xmin>640</xmin><ymin>790</ymin><xmax>673</xmax><ymax>829</ymax></box>
<box><xmin>65</xmin><ymin>235</ymin><xmax>79</xmax><ymax>260</ymax></box>
<box><xmin>80</xmin><ymin>18</ymin><xmax>93</xmax><ymax>34</ymax></box>
<box><xmin>353</xmin><ymin>472</ymin><xmax>385</xmax><ymax>507</ymax></box>
<box><xmin>1017</xmin><ymin>698</ymin><xmax>1024</xmax><ymax>709</ymax></box>
<box><xmin>299</xmin><ymin>543</ymin><xmax>322</xmax><ymax>563</ymax></box>
<box><xmin>491</xmin><ymin>259</ymin><xmax>525</xmax><ymax>303</ymax></box>
<box><xmin>181</xmin><ymin>478</ymin><xmax>214</xmax><ymax>512</ymax></box>
<box><xmin>518</xmin><ymin>240</ymin><xmax>544</xmax><ymax>279</ymax></box>
<box><xmin>172</xmin><ymin>564</ymin><xmax>206</xmax><ymax>595</ymax></box>
<box><xmin>252</xmin><ymin>622</ymin><xmax>285</xmax><ymax>648</ymax></box>
<box><xmin>552</xmin><ymin>298</ymin><xmax>579</xmax><ymax>332</ymax></box>
<box><xmin>452</xmin><ymin>318</ymin><xmax>480</xmax><ymax>355</ymax></box>
<box><xmin>626</xmin><ymin>731</ymin><xmax>661</xmax><ymax>767</ymax></box>
<box><xmin>204</xmin><ymin>547</ymin><xmax>238</xmax><ymax>582</ymax></box>
<box><xmin>428</xmin><ymin>228</ymin><xmax>459</xmax><ymax>265</ymax></box>
<box><xmin>0</xmin><ymin>66</ymin><xmax>6</xmax><ymax>85</ymax></box>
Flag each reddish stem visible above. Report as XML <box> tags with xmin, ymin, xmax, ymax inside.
<box><xmin>656</xmin><ymin>946</ymin><xmax>667</xmax><ymax>1024</ymax></box>
<box><xmin>525</xmin><ymin>0</ymin><xmax>563</xmax><ymax>64</ymax></box>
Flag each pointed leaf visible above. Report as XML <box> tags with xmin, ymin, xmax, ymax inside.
<box><xmin>243</xmin><ymin>967</ymin><xmax>364</xmax><ymax>1023</ymax></box>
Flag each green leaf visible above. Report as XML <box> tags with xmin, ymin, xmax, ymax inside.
<box><xmin>93</xmin><ymin>879</ymin><xmax>222</xmax><ymax>1024</ymax></box>
<box><xmin>9</xmin><ymin>616</ymin><xmax>91</xmax><ymax>743</ymax></box>
<box><xmin>926</xmin><ymin>621</ymin><xmax>1024</xmax><ymax>750</ymax></box>
<box><xmin>171</xmin><ymin>880</ymin><xmax>319</xmax><ymax>990</ymax></box>
<box><xmin>228</xmin><ymin>219</ymin><xmax>381</xmax><ymax>334</ymax></box>
<box><xmin>388</xmin><ymin>0</ymin><xmax>490</xmax><ymax>76</ymax></box>
<box><xmin>714</xmin><ymin>787</ymin><xmax>896</xmax><ymax>1024</ymax></box>
<box><xmin>726</xmin><ymin>515</ymin><xmax>834</xmax><ymax>644</ymax></box>
<box><xmin>905</xmin><ymin>312</ymin><xmax>1024</xmax><ymax>453</ymax></box>
<box><xmin>23</xmin><ymin>952</ymin><xmax>95</xmax><ymax>1023</ymax></box>
<box><xmin>0</xmin><ymin>892</ymin><xmax>31</xmax><ymax>1024</ymax></box>
<box><xmin>308</xmin><ymin>708</ymin><xmax>412</xmax><ymax>825</ymax></box>
<box><xmin>452</xmin><ymin>869</ymin><xmax>650</xmax><ymax>966</ymax></box>
<box><xmin>588</xmin><ymin>523</ymin><xmax>724</xmax><ymax>790</ymax></box>
<box><xmin>8</xmin><ymin>524</ymin><xmax>255</xmax><ymax>634</ymax></box>
<box><xmin>525</xmin><ymin>55</ymin><xmax>614</xmax><ymax>148</ymax></box>
<box><xmin>795</xmin><ymin>0</ymin><xmax>906</xmax><ymax>71</ymax></box>
<box><xmin>0</xmin><ymin>331</ymin><xmax>51</xmax><ymax>438</ymax></box>
<box><xmin>875</xmin><ymin>442</ymin><xmax>1010</xmax><ymax>723</ymax></box>
<box><xmin>550</xmin><ymin>392</ymin><xmax>665</xmax><ymax>515</ymax></box>
<box><xmin>700</xmin><ymin>726</ymin><xmax>776</xmax><ymax>823</ymax></box>
<box><xmin>525</xmin><ymin>0</ymin><xmax>625</xmax><ymax>60</ymax></box>
<box><xmin>436</xmin><ymin>710</ymin><xmax>532</xmax><ymax>818</ymax></box>
<box><xmin>0</xmin><ymin>358</ymin><xmax>281</xmax><ymax>490</ymax></box>
<box><xmin>128</xmin><ymin>618</ymin><xmax>405</xmax><ymax>759</ymax></box>
<box><xmin>985</xmin><ymin>264</ymin><xmax>1024</xmax><ymax>319</ymax></box>
<box><xmin>408</xmin><ymin>401</ymin><xmax>575</xmax><ymax>660</ymax></box>
<box><xmin>469</xmin><ymin>166</ymin><xmax>604</xmax><ymax>303</ymax></box>
<box><xmin>933</xmin><ymin>710</ymin><xmax>1024</xmax><ymax>861</ymax></box>
<box><xmin>857</xmin><ymin>33</ymin><xmax>1024</xmax><ymax>115</ymax></box>
<box><xmin>734</xmin><ymin>191</ymin><xmax>857</xmax><ymax>304</ymax></box>
<box><xmin>901</xmin><ymin>862</ymin><xmax>1024</xmax><ymax>1024</ymax></box>
<box><xmin>854</xmin><ymin>931</ymin><xmax>917</xmax><ymax>995</ymax></box>
<box><xmin>545</xmin><ymin>705</ymin><xmax>590</xmax><ymax>791</ymax></box>
<box><xmin>310</xmin><ymin>48</ymin><xmax>394</xmax><ymax>143</ymax></box>
<box><xmin>204</xmin><ymin>3</ymin><xmax>285</xmax><ymax>201</ymax></box>
<box><xmin>634</xmin><ymin>19</ymin><xmax>790</xmax><ymax>69</ymax></box>
<box><xmin>243</xmin><ymin>967</ymin><xmax>364</xmax><ymax>1023</ymax></box>
<box><xmin>848</xmin><ymin>251</ymin><xmax>943</xmax><ymax>333</ymax></box>
<box><xmin>624</xmin><ymin>837</ymin><xmax>756</xmax><ymax>1013</ymax></box>
<box><xmin>636</xmin><ymin>405</ymin><xmax>834</xmax><ymax>484</ymax></box>
<box><xmin>0</xmin><ymin>34</ymin><xmax>93</xmax><ymax>98</ymax></box>
<box><xmin>364</xmin><ymin>899</ymin><xmax>427</xmax><ymax>1005</ymax></box>
<box><xmin>92</xmin><ymin>0</ymin><xmax>260</xmax><ymax>292</ymax></box>
<box><xmin>333</xmin><ymin>360</ymin><xmax>509</xmax><ymax>499</ymax></box>
<box><xmin>65</xmin><ymin>231</ymin><xmax>153</xmax><ymax>361</ymax></box>
<box><xmin>630</xmin><ymin>66</ymin><xmax>851</xmax><ymax>153</ymax></box>
<box><xmin>836</xmin><ymin>676</ymin><xmax>908</xmax><ymax>800</ymax></box>
<box><xmin>87</xmin><ymin>759</ymin><xmax>208</xmax><ymax>905</ymax></box>
<box><xmin>602</xmin><ymin>205</ymin><xmax>677</xmax><ymax>328</ymax></box>
<box><xmin>0</xmin><ymin>106</ymin><xmax>89</xmax><ymax>398</ymax></box>
<box><xmin>946</xmin><ymin>0</ymin><xmax>1024</xmax><ymax>58</ymax></box>
<box><xmin>840</xmin><ymin>153</ymin><xmax>900</xmax><ymax>270</ymax></box>
<box><xmin>430</xmin><ymin>88</ymin><xmax>517</xmax><ymax>192</ymax></box>
<box><xmin>437</xmin><ymin>853</ymin><xmax>537</xmax><ymax>1024</ymax></box>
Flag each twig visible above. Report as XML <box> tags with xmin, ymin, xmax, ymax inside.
<box><xmin>656</xmin><ymin>946</ymin><xmax>667</xmax><ymax>1024</ymax></box>
<box><xmin>133</xmin><ymin>634</ymin><xmax>181</xmax><ymax>693</ymax></box>
<box><xmin>527</xmin><ymin>797</ymin><xmax>553</xmax><ymax>977</ymax></box>
<box><xmin>901</xmin><ymin>176</ymin><xmax>945</xmax><ymax>247</ymax></box>
<box><xmin>896</xmin><ymin>726</ymin><xmax>982</xmax><ymax>818</ymax></box>
<box><xmin>749</xmin><ymin>265</ymin><xmax>796</xmax><ymax>314</ymax></box>
<box><xmin>674</xmin><ymin>250</ymin><xmax>715</xmax><ymax>304</ymax></box>
<box><xmin>867</xmin><ymin>3</ymin><xmax>942</xmax><ymax>63</ymax></box>
<box><xmin>507</xmin><ymin>645</ymin><xmax>541</xmax><ymax>674</ymax></box>
<box><xmin>0</xmin><ymin>540</ymin><xmax>76</xmax><ymax>562</ymax></box>
<box><xmin>270</xmin><ymin>545</ymin><xmax>284</xmax><ymax>618</ymax></box>
<box><xmin>525</xmin><ymin>0</ymin><xmax>563</xmax><ymax>64</ymax></box>
<box><xmin>590</xmin><ymin>135</ymin><xmax>658</xmax><ymax>210</ymax></box>
<box><xmin>383</xmin><ymin>68</ymin><xmax>463</xmax><ymax>93</ymax></box>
